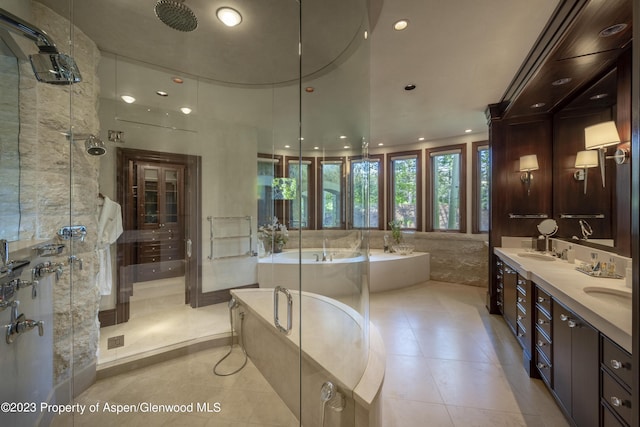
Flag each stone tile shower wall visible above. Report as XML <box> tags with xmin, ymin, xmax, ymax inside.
<box><xmin>18</xmin><ymin>2</ymin><xmax>102</xmax><ymax>387</ymax></box>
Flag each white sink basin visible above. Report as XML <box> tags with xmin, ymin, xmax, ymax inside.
<box><xmin>517</xmin><ymin>253</ymin><xmax>556</xmax><ymax>261</ymax></box>
<box><xmin>583</xmin><ymin>286</ymin><xmax>632</xmax><ymax>309</ymax></box>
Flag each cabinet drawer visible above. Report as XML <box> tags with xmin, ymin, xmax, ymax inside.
<box><xmin>535</xmin><ymin>286</ymin><xmax>552</xmax><ymax>315</ymax></box>
<box><xmin>602</xmin><ymin>370</ymin><xmax>632</xmax><ymax>426</ymax></box>
<box><xmin>535</xmin><ymin>348</ymin><xmax>552</xmax><ymax>386</ymax></box>
<box><xmin>535</xmin><ymin>308</ymin><xmax>551</xmax><ymax>338</ymax></box>
<box><xmin>602</xmin><ymin>402</ymin><xmax>628</xmax><ymax>427</ymax></box>
<box><xmin>535</xmin><ymin>327</ymin><xmax>552</xmax><ymax>362</ymax></box>
<box><xmin>602</xmin><ymin>336</ymin><xmax>632</xmax><ymax>389</ymax></box>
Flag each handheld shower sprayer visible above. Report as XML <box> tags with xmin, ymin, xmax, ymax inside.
<box><xmin>0</xmin><ymin>7</ymin><xmax>82</xmax><ymax>84</ymax></box>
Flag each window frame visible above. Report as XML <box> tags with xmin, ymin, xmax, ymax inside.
<box><xmin>257</xmin><ymin>153</ymin><xmax>284</xmax><ymax>227</ymax></box>
<box><xmin>284</xmin><ymin>156</ymin><xmax>316</xmax><ymax>230</ymax></box>
<box><xmin>426</xmin><ymin>144</ymin><xmax>467</xmax><ymax>233</ymax></box>
<box><xmin>349</xmin><ymin>154</ymin><xmax>384</xmax><ymax>229</ymax></box>
<box><xmin>316</xmin><ymin>156</ymin><xmax>346</xmax><ymax>229</ymax></box>
<box><xmin>472</xmin><ymin>141</ymin><xmax>490</xmax><ymax>234</ymax></box>
<box><xmin>387</xmin><ymin>150</ymin><xmax>422</xmax><ymax>231</ymax></box>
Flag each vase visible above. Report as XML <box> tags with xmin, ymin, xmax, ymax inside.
<box><xmin>274</xmin><ymin>242</ymin><xmax>284</xmax><ymax>253</ymax></box>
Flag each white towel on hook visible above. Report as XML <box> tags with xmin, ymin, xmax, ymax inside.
<box><xmin>96</xmin><ymin>196</ymin><xmax>123</xmax><ymax>295</ymax></box>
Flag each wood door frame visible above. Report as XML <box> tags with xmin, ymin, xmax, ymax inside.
<box><xmin>102</xmin><ymin>148</ymin><xmax>201</xmax><ymax>325</ymax></box>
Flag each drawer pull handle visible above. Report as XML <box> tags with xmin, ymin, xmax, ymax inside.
<box><xmin>560</xmin><ymin>314</ymin><xmax>569</xmax><ymax>322</ymax></box>
<box><xmin>517</xmin><ymin>315</ymin><xmax>523</xmax><ymax>321</ymax></box>
<box><xmin>536</xmin><ymin>362</ymin><xmax>549</xmax><ymax>369</ymax></box>
<box><xmin>610</xmin><ymin>359</ymin><xmax>623</xmax><ymax>370</ymax></box>
<box><xmin>537</xmin><ymin>297</ymin><xmax>546</xmax><ymax>303</ymax></box>
<box><xmin>567</xmin><ymin>320</ymin><xmax>577</xmax><ymax>328</ymax></box>
<box><xmin>517</xmin><ymin>332</ymin><xmax>524</xmax><ymax>337</ymax></box>
<box><xmin>610</xmin><ymin>396</ymin><xmax>628</xmax><ymax>407</ymax></box>
<box><xmin>517</xmin><ymin>297</ymin><xmax>525</xmax><ymax>303</ymax></box>
<box><xmin>537</xmin><ymin>319</ymin><xmax>547</xmax><ymax>325</ymax></box>
<box><xmin>537</xmin><ymin>340</ymin><xmax>545</xmax><ymax>347</ymax></box>
<box><xmin>496</xmin><ymin>302</ymin><xmax>502</xmax><ymax>306</ymax></box>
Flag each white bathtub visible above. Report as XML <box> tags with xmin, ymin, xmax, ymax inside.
<box><xmin>258</xmin><ymin>249</ymin><xmax>430</xmax><ymax>296</ymax></box>
<box><xmin>231</xmin><ymin>288</ymin><xmax>385</xmax><ymax>427</ymax></box>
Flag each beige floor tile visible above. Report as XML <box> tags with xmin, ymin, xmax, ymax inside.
<box><xmin>385</xmin><ymin>398</ymin><xmax>454</xmax><ymax>427</ymax></box>
<box><xmin>446</xmin><ymin>405</ymin><xmax>549</xmax><ymax>427</ymax></box>
<box><xmin>383</xmin><ymin>354</ymin><xmax>443</xmax><ymax>403</ymax></box>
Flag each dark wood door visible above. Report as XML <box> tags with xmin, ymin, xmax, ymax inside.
<box><xmin>136</xmin><ymin>162</ymin><xmax>185</xmax><ymax>282</ymax></box>
<box><xmin>553</xmin><ymin>301</ymin><xmax>573</xmax><ymax>416</ymax></box>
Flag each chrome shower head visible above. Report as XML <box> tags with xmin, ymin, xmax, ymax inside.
<box><xmin>30</xmin><ymin>48</ymin><xmax>82</xmax><ymax>84</ymax></box>
<box><xmin>154</xmin><ymin>0</ymin><xmax>198</xmax><ymax>32</ymax></box>
<box><xmin>0</xmin><ymin>8</ymin><xmax>82</xmax><ymax>84</ymax></box>
<box><xmin>85</xmin><ymin>135</ymin><xmax>106</xmax><ymax>156</ymax></box>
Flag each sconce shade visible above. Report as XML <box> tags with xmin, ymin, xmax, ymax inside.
<box><xmin>584</xmin><ymin>121</ymin><xmax>620</xmax><ymax>150</ymax></box>
<box><xmin>575</xmin><ymin>150</ymin><xmax>598</xmax><ymax>168</ymax></box>
<box><xmin>519</xmin><ymin>154</ymin><xmax>539</xmax><ymax>172</ymax></box>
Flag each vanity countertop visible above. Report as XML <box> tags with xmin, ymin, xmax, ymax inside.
<box><xmin>495</xmin><ymin>247</ymin><xmax>632</xmax><ymax>353</ymax></box>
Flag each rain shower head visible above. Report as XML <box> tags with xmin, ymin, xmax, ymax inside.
<box><xmin>0</xmin><ymin>7</ymin><xmax>82</xmax><ymax>84</ymax></box>
<box><xmin>154</xmin><ymin>0</ymin><xmax>198</xmax><ymax>32</ymax></box>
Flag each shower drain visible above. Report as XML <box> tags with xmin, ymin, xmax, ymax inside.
<box><xmin>107</xmin><ymin>335</ymin><xmax>125</xmax><ymax>349</ymax></box>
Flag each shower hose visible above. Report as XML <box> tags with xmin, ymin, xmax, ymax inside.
<box><xmin>213</xmin><ymin>299</ymin><xmax>248</xmax><ymax>376</ymax></box>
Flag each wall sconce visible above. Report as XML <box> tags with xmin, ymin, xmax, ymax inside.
<box><xmin>519</xmin><ymin>154</ymin><xmax>538</xmax><ymax>195</ymax></box>
<box><xmin>584</xmin><ymin>121</ymin><xmax>629</xmax><ymax>187</ymax></box>
<box><xmin>573</xmin><ymin>150</ymin><xmax>598</xmax><ymax>194</ymax></box>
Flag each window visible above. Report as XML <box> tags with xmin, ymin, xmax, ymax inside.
<box><xmin>257</xmin><ymin>155</ymin><xmax>281</xmax><ymax>227</ymax></box>
<box><xmin>286</xmin><ymin>157</ymin><xmax>315</xmax><ymax>229</ymax></box>
<box><xmin>389</xmin><ymin>151</ymin><xmax>421</xmax><ymax>229</ymax></box>
<box><xmin>350</xmin><ymin>155</ymin><xmax>383</xmax><ymax>229</ymax></box>
<box><xmin>318</xmin><ymin>158</ymin><xmax>345</xmax><ymax>229</ymax></box>
<box><xmin>472</xmin><ymin>141</ymin><xmax>490</xmax><ymax>233</ymax></box>
<box><xmin>427</xmin><ymin>144</ymin><xmax>466</xmax><ymax>232</ymax></box>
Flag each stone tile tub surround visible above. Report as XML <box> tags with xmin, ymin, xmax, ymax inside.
<box><xmin>290</xmin><ymin>230</ymin><xmax>488</xmax><ymax>287</ymax></box>
<box><xmin>231</xmin><ymin>288</ymin><xmax>385</xmax><ymax>427</ymax></box>
<box><xmin>496</xmin><ymin>239</ymin><xmax>632</xmax><ymax>352</ymax></box>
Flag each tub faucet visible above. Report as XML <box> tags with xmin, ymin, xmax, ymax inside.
<box><xmin>0</xmin><ymin>239</ymin><xmax>8</xmax><ymax>269</ymax></box>
<box><xmin>322</xmin><ymin>238</ymin><xmax>328</xmax><ymax>261</ymax></box>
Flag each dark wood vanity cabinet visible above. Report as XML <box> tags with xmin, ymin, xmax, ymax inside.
<box><xmin>495</xmin><ymin>259</ymin><xmax>504</xmax><ymax>314</ymax></box>
<box><xmin>552</xmin><ymin>299</ymin><xmax>599</xmax><ymax>427</ymax></box>
<box><xmin>600</xmin><ymin>336</ymin><xmax>632</xmax><ymax>426</ymax></box>
<box><xmin>502</xmin><ymin>261</ymin><xmax>518</xmax><ymax>335</ymax></box>
<box><xmin>534</xmin><ymin>286</ymin><xmax>552</xmax><ymax>387</ymax></box>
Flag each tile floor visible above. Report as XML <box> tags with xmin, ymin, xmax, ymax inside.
<box><xmin>58</xmin><ymin>280</ymin><xmax>569</xmax><ymax>426</ymax></box>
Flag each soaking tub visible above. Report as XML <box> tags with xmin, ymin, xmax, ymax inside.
<box><xmin>230</xmin><ymin>288</ymin><xmax>385</xmax><ymax>427</ymax></box>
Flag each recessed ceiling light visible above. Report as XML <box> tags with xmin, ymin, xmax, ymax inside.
<box><xmin>590</xmin><ymin>93</ymin><xmax>609</xmax><ymax>100</ymax></box>
<box><xmin>305</xmin><ymin>87</ymin><xmax>314</xmax><ymax>93</ymax></box>
<box><xmin>156</xmin><ymin>90</ymin><xmax>168</xmax><ymax>96</ymax></box>
<box><xmin>344</xmin><ymin>145</ymin><xmax>350</xmax><ymax>149</ymax></box>
<box><xmin>284</xmin><ymin>145</ymin><xmax>290</xmax><ymax>148</ymax></box>
<box><xmin>599</xmin><ymin>23</ymin><xmax>627</xmax><ymax>38</ymax></box>
<box><xmin>339</xmin><ymin>135</ymin><xmax>347</xmax><ymax>139</ymax></box>
<box><xmin>121</xmin><ymin>95</ymin><xmax>136</xmax><ymax>104</ymax></box>
<box><xmin>418</xmin><ymin>137</ymin><xmax>425</xmax><ymax>141</ymax></box>
<box><xmin>404</xmin><ymin>84</ymin><xmax>416</xmax><ymax>91</ymax></box>
<box><xmin>378</xmin><ymin>143</ymin><xmax>384</xmax><ymax>146</ymax></box>
<box><xmin>299</xmin><ymin>137</ymin><xmax>304</xmax><ymax>141</ymax></box>
<box><xmin>552</xmin><ymin>77</ymin><xmax>572</xmax><ymax>86</ymax></box>
<box><xmin>180</xmin><ymin>107</ymin><xmax>192</xmax><ymax>115</ymax></box>
<box><xmin>364</xmin><ymin>31</ymin><xmax>368</xmax><ymax>40</ymax></box>
<box><xmin>314</xmin><ymin>146</ymin><xmax>319</xmax><ymax>150</ymax></box>
<box><xmin>530</xmin><ymin>102</ymin><xmax>546</xmax><ymax>109</ymax></box>
<box><xmin>172</xmin><ymin>77</ymin><xmax>184</xmax><ymax>84</ymax></box>
<box><xmin>465</xmin><ymin>129</ymin><xmax>472</xmax><ymax>133</ymax></box>
<box><xmin>217</xmin><ymin>7</ymin><xmax>242</xmax><ymax>27</ymax></box>
<box><xmin>393</xmin><ymin>19</ymin><xmax>409</xmax><ymax>31</ymax></box>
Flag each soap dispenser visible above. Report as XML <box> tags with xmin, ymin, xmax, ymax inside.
<box><xmin>566</xmin><ymin>245</ymin><xmax>575</xmax><ymax>264</ymax></box>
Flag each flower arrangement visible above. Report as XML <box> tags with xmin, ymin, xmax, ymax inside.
<box><xmin>259</xmin><ymin>216</ymin><xmax>288</xmax><ymax>252</ymax></box>
<box><xmin>388</xmin><ymin>220</ymin><xmax>402</xmax><ymax>244</ymax></box>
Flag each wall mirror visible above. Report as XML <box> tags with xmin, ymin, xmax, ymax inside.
<box><xmin>553</xmin><ymin>66</ymin><xmax>625</xmax><ymax>254</ymax></box>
